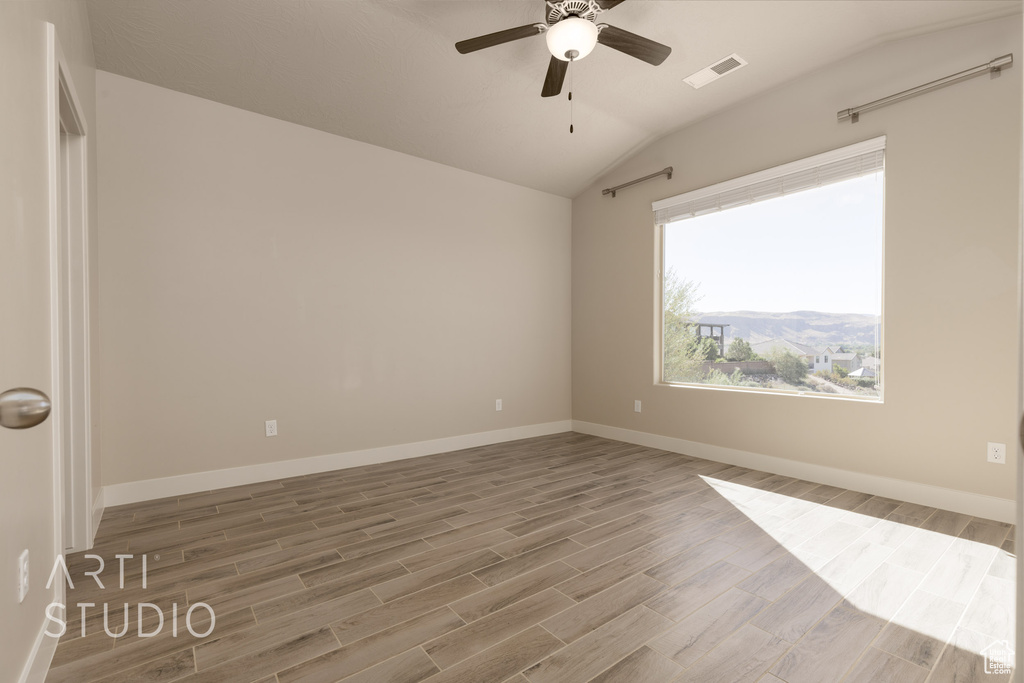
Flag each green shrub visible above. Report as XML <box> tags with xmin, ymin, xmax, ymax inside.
<box><xmin>695</xmin><ymin>337</ymin><xmax>719</xmax><ymax>361</ymax></box>
<box><xmin>726</xmin><ymin>338</ymin><xmax>753</xmax><ymax>362</ymax></box>
<box><xmin>767</xmin><ymin>349</ymin><xmax>807</xmax><ymax>384</ymax></box>
<box><xmin>705</xmin><ymin>368</ymin><xmax>756</xmax><ymax>387</ymax></box>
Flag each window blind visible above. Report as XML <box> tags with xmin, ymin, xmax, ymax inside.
<box><xmin>652</xmin><ymin>136</ymin><xmax>885</xmax><ymax>225</ymax></box>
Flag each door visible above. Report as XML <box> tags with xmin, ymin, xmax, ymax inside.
<box><xmin>1</xmin><ymin>21</ymin><xmax>93</xmax><ymax>681</ymax></box>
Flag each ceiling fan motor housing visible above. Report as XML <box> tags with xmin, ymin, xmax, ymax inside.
<box><xmin>546</xmin><ymin>0</ymin><xmax>603</xmax><ymax>25</ymax></box>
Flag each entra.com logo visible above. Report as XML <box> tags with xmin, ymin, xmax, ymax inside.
<box><xmin>43</xmin><ymin>553</ymin><xmax>215</xmax><ymax>639</ymax></box>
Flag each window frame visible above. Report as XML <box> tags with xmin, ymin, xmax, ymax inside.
<box><xmin>653</xmin><ymin>139</ymin><xmax>886</xmax><ymax>402</ymax></box>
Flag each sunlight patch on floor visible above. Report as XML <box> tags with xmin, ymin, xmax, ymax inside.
<box><xmin>701</xmin><ymin>475</ymin><xmax>1016</xmax><ymax>661</ymax></box>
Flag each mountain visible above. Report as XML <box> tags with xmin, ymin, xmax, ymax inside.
<box><xmin>695</xmin><ymin>311</ymin><xmax>880</xmax><ymax>349</ymax></box>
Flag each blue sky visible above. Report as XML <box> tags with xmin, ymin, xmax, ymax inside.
<box><xmin>664</xmin><ymin>172</ymin><xmax>884</xmax><ymax>315</ymax></box>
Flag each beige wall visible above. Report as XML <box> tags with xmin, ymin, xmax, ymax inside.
<box><xmin>96</xmin><ymin>72</ymin><xmax>572</xmax><ymax>486</ymax></box>
<box><xmin>0</xmin><ymin>1</ymin><xmax>97</xmax><ymax>679</ymax></box>
<box><xmin>572</xmin><ymin>16</ymin><xmax>1021</xmax><ymax>500</ymax></box>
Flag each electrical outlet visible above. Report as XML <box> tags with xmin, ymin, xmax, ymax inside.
<box><xmin>17</xmin><ymin>550</ymin><xmax>28</xmax><ymax>603</ymax></box>
<box><xmin>495</xmin><ymin>399</ymin><xmax>502</xmax><ymax>412</ymax></box>
<box><xmin>265</xmin><ymin>420</ymin><xmax>277</xmax><ymax>437</ymax></box>
<box><xmin>987</xmin><ymin>442</ymin><xmax>1006</xmax><ymax>464</ymax></box>
<box><xmin>634</xmin><ymin>400</ymin><xmax>642</xmax><ymax>413</ymax></box>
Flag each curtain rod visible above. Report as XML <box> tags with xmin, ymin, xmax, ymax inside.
<box><xmin>838</xmin><ymin>53</ymin><xmax>1012</xmax><ymax>123</ymax></box>
<box><xmin>603</xmin><ymin>167</ymin><xmax>673</xmax><ymax>198</ymax></box>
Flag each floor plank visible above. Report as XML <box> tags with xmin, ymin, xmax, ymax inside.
<box><xmin>423</xmin><ymin>589</ymin><xmax>573</xmax><ymax>669</ymax></box>
<box><xmin>277</xmin><ymin>607</ymin><xmax>462</xmax><ymax>683</ymax></box>
<box><xmin>522</xmin><ymin>606</ymin><xmax>672</xmax><ymax>683</ymax></box>
<box><xmin>768</xmin><ymin>606</ymin><xmax>884</xmax><ymax>682</ymax></box>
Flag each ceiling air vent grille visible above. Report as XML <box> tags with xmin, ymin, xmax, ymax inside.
<box><xmin>711</xmin><ymin>56</ymin><xmax>743</xmax><ymax>75</ymax></box>
<box><xmin>684</xmin><ymin>53</ymin><xmax>748</xmax><ymax>89</ymax></box>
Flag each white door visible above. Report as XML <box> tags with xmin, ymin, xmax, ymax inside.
<box><xmin>0</xmin><ymin>18</ymin><xmax>67</xmax><ymax>681</ymax></box>
<box><xmin>0</xmin><ymin>18</ymin><xmax>92</xmax><ymax>585</ymax></box>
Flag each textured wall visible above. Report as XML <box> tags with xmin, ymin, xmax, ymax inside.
<box><xmin>97</xmin><ymin>72</ymin><xmax>572</xmax><ymax>486</ymax></box>
<box><xmin>572</xmin><ymin>16</ymin><xmax>1021</xmax><ymax>500</ymax></box>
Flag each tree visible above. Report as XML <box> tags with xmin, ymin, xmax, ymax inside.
<box><xmin>726</xmin><ymin>338</ymin><xmax>753</xmax><ymax>362</ymax></box>
<box><xmin>768</xmin><ymin>349</ymin><xmax>807</xmax><ymax>384</ymax></box>
<box><xmin>662</xmin><ymin>268</ymin><xmax>705</xmax><ymax>382</ymax></box>
<box><xmin>695</xmin><ymin>336</ymin><xmax>719</xmax><ymax>361</ymax></box>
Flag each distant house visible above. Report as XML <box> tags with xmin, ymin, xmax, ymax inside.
<box><xmin>806</xmin><ymin>345</ymin><xmax>861</xmax><ymax>373</ymax></box>
<box><xmin>829</xmin><ymin>353</ymin><xmax>862</xmax><ymax>373</ymax></box>
<box><xmin>862</xmin><ymin>356</ymin><xmax>881</xmax><ymax>371</ymax></box>
<box><xmin>812</xmin><ymin>345</ymin><xmax>839</xmax><ymax>373</ymax></box>
<box><xmin>753</xmin><ymin>339</ymin><xmax>865</xmax><ymax>373</ymax></box>
<box><xmin>848</xmin><ymin>367</ymin><xmax>876</xmax><ymax>379</ymax></box>
<box><xmin>751</xmin><ymin>339</ymin><xmax>819</xmax><ymax>367</ymax></box>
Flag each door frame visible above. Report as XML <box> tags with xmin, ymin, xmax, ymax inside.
<box><xmin>46</xmin><ymin>23</ymin><xmax>92</xmax><ymax>558</ymax></box>
<box><xmin>1017</xmin><ymin>92</ymin><xmax>1023</xmax><ymax>683</ymax></box>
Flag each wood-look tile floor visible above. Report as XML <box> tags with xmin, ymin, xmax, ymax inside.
<box><xmin>47</xmin><ymin>433</ymin><xmax>1016</xmax><ymax>683</ymax></box>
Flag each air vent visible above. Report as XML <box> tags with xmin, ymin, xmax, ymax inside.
<box><xmin>711</xmin><ymin>56</ymin><xmax>743</xmax><ymax>75</ymax></box>
<box><xmin>684</xmin><ymin>53</ymin><xmax>748</xmax><ymax>89</ymax></box>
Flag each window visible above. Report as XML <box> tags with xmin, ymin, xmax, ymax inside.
<box><xmin>655</xmin><ymin>137</ymin><xmax>884</xmax><ymax>399</ymax></box>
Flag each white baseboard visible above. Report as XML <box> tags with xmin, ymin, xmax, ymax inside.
<box><xmin>103</xmin><ymin>421</ymin><xmax>573</xmax><ymax>507</ymax></box>
<box><xmin>18</xmin><ymin>614</ymin><xmax>58</xmax><ymax>683</ymax></box>
<box><xmin>573</xmin><ymin>421</ymin><xmax>1015</xmax><ymax>524</ymax></box>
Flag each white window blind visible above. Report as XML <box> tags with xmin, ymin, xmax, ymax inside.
<box><xmin>652</xmin><ymin>136</ymin><xmax>885</xmax><ymax>225</ymax></box>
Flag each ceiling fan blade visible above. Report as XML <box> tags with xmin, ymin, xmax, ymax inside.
<box><xmin>595</xmin><ymin>0</ymin><xmax>626</xmax><ymax>9</ymax></box>
<box><xmin>455</xmin><ymin>24</ymin><xmax>544</xmax><ymax>54</ymax></box>
<box><xmin>597</xmin><ymin>24</ymin><xmax>671</xmax><ymax>65</ymax></box>
<box><xmin>541</xmin><ymin>56</ymin><xmax>568</xmax><ymax>97</ymax></box>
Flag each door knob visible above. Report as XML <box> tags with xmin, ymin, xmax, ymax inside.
<box><xmin>0</xmin><ymin>388</ymin><xmax>52</xmax><ymax>429</ymax></box>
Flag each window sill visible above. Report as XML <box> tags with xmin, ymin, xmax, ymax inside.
<box><xmin>657</xmin><ymin>380</ymin><xmax>883</xmax><ymax>403</ymax></box>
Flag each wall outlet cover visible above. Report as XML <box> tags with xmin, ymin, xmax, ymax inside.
<box><xmin>987</xmin><ymin>442</ymin><xmax>1006</xmax><ymax>464</ymax></box>
<box><xmin>265</xmin><ymin>420</ymin><xmax>278</xmax><ymax>437</ymax></box>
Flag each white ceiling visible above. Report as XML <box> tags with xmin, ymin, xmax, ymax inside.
<box><xmin>86</xmin><ymin>0</ymin><xmax>1020</xmax><ymax>197</ymax></box>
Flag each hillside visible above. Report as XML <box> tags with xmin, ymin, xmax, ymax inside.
<box><xmin>696</xmin><ymin>311</ymin><xmax>880</xmax><ymax>349</ymax></box>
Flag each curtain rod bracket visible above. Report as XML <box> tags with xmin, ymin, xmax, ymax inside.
<box><xmin>603</xmin><ymin>167</ymin><xmax>673</xmax><ymax>198</ymax></box>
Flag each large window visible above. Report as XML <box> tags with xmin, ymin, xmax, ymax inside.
<box><xmin>655</xmin><ymin>138</ymin><xmax>884</xmax><ymax>399</ymax></box>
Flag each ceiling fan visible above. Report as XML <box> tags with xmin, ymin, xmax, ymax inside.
<box><xmin>455</xmin><ymin>0</ymin><xmax>672</xmax><ymax>98</ymax></box>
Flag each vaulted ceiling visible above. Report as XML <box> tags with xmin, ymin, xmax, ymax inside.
<box><xmin>86</xmin><ymin>0</ymin><xmax>1020</xmax><ymax>197</ymax></box>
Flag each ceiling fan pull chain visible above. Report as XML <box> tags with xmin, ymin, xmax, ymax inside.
<box><xmin>569</xmin><ymin>58</ymin><xmax>574</xmax><ymax>133</ymax></box>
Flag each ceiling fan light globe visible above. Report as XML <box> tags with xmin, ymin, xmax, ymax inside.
<box><xmin>546</xmin><ymin>17</ymin><xmax>598</xmax><ymax>61</ymax></box>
